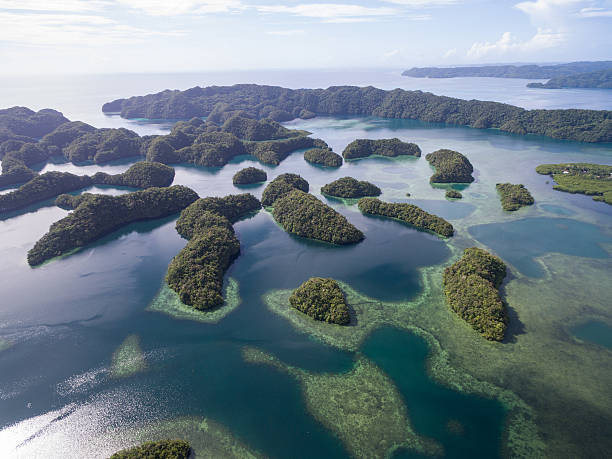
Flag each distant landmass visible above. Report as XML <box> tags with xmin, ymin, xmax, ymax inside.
<box><xmin>402</xmin><ymin>61</ymin><xmax>612</xmax><ymax>79</ymax></box>
<box><xmin>527</xmin><ymin>70</ymin><xmax>612</xmax><ymax>89</ymax></box>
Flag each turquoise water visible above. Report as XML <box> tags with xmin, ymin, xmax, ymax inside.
<box><xmin>0</xmin><ymin>75</ymin><xmax>611</xmax><ymax>457</ymax></box>
<box><xmin>571</xmin><ymin>321</ymin><xmax>612</xmax><ymax>350</ymax></box>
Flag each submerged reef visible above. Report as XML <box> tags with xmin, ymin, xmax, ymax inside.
<box><xmin>261</xmin><ymin>173</ymin><xmax>309</xmax><ymax>206</ymax></box>
<box><xmin>289</xmin><ymin>277</ymin><xmax>350</xmax><ymax>325</ymax></box>
<box><xmin>166</xmin><ymin>194</ymin><xmax>261</xmax><ymax>310</ymax></box>
<box><xmin>321</xmin><ymin>177</ymin><xmax>381</xmax><ymax>199</ymax></box>
<box><xmin>304</xmin><ymin>148</ymin><xmax>343</xmax><ymax>167</ymax></box>
<box><xmin>109</xmin><ymin>440</ymin><xmax>191</xmax><ymax>459</ymax></box>
<box><xmin>496</xmin><ymin>183</ymin><xmax>534</xmax><ymax>211</ymax></box>
<box><xmin>242</xmin><ymin>347</ymin><xmax>440</xmax><ymax>458</ymax></box>
<box><xmin>232</xmin><ymin>167</ymin><xmax>267</xmax><ymax>185</ymax></box>
<box><xmin>536</xmin><ymin>163</ymin><xmax>612</xmax><ymax>205</ymax></box>
<box><xmin>102</xmin><ymin>84</ymin><xmax>612</xmax><ymax>142</ymax></box>
<box><xmin>28</xmin><ymin>185</ymin><xmax>199</xmax><ymax>266</ymax></box>
<box><xmin>272</xmin><ymin>190</ymin><xmax>365</xmax><ymax>245</ymax></box>
<box><xmin>425</xmin><ymin>149</ymin><xmax>475</xmax><ymax>184</ymax></box>
<box><xmin>443</xmin><ymin>248</ymin><xmax>508</xmax><ymax>341</ymax></box>
<box><xmin>110</xmin><ymin>335</ymin><xmax>146</xmax><ymax>378</ymax></box>
<box><xmin>358</xmin><ymin>197</ymin><xmax>454</xmax><ymax>237</ymax></box>
<box><xmin>342</xmin><ymin>138</ymin><xmax>421</xmax><ymax>160</ymax></box>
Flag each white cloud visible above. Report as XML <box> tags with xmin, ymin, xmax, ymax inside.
<box><xmin>381</xmin><ymin>0</ymin><xmax>458</xmax><ymax>5</ymax></box>
<box><xmin>442</xmin><ymin>48</ymin><xmax>456</xmax><ymax>58</ymax></box>
<box><xmin>383</xmin><ymin>49</ymin><xmax>400</xmax><ymax>58</ymax></box>
<box><xmin>266</xmin><ymin>29</ymin><xmax>305</xmax><ymax>35</ymax></box>
<box><xmin>578</xmin><ymin>6</ymin><xmax>612</xmax><ymax>17</ymax></box>
<box><xmin>114</xmin><ymin>0</ymin><xmax>244</xmax><ymax>16</ymax></box>
<box><xmin>0</xmin><ymin>0</ymin><xmax>110</xmax><ymax>12</ymax></box>
<box><xmin>256</xmin><ymin>3</ymin><xmax>399</xmax><ymax>22</ymax></box>
<box><xmin>467</xmin><ymin>28</ymin><xmax>565</xmax><ymax>58</ymax></box>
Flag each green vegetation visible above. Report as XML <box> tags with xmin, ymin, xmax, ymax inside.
<box><xmin>166</xmin><ymin>194</ymin><xmax>261</xmax><ymax>310</ymax></box>
<box><xmin>303</xmin><ymin>148</ymin><xmax>342</xmax><ymax>167</ymax></box>
<box><xmin>109</xmin><ymin>440</ymin><xmax>191</xmax><ymax>459</ymax></box>
<box><xmin>358</xmin><ymin>197</ymin><xmax>454</xmax><ymax>237</ymax></box>
<box><xmin>527</xmin><ymin>69</ymin><xmax>612</xmax><ymax>89</ymax></box>
<box><xmin>272</xmin><ymin>190</ymin><xmax>364</xmax><ymax>244</ymax></box>
<box><xmin>244</xmin><ymin>136</ymin><xmax>328</xmax><ymax>165</ymax></box>
<box><xmin>92</xmin><ymin>162</ymin><xmax>175</xmax><ymax>188</ymax></box>
<box><xmin>0</xmin><ymin>172</ymin><xmax>92</xmax><ymax>213</ymax></box>
<box><xmin>425</xmin><ymin>149</ymin><xmax>474</xmax><ymax>183</ymax></box>
<box><xmin>103</xmin><ymin>84</ymin><xmax>612</xmax><ymax>142</ymax></box>
<box><xmin>63</xmin><ymin>128</ymin><xmax>141</xmax><ymax>163</ymax></box>
<box><xmin>261</xmin><ymin>173</ymin><xmax>309</xmax><ymax>206</ymax></box>
<box><xmin>443</xmin><ymin>247</ymin><xmax>507</xmax><ymax>341</ymax></box>
<box><xmin>536</xmin><ymin>163</ymin><xmax>612</xmax><ymax>205</ymax></box>
<box><xmin>221</xmin><ymin>114</ymin><xmax>301</xmax><ymax>140</ymax></box>
<box><xmin>496</xmin><ymin>183</ymin><xmax>534</xmax><ymax>211</ymax></box>
<box><xmin>232</xmin><ymin>167</ymin><xmax>267</xmax><ymax>185</ymax></box>
<box><xmin>0</xmin><ymin>107</ymin><xmax>68</xmax><ymax>144</ymax></box>
<box><xmin>445</xmin><ymin>189</ymin><xmax>462</xmax><ymax>199</ymax></box>
<box><xmin>289</xmin><ymin>277</ymin><xmax>350</xmax><ymax>325</ymax></box>
<box><xmin>342</xmin><ymin>138</ymin><xmax>421</xmax><ymax>159</ymax></box>
<box><xmin>403</xmin><ymin>61</ymin><xmax>612</xmax><ymax>79</ymax></box>
<box><xmin>28</xmin><ymin>185</ymin><xmax>199</xmax><ymax>266</ymax></box>
<box><xmin>321</xmin><ymin>176</ymin><xmax>381</xmax><ymax>199</ymax></box>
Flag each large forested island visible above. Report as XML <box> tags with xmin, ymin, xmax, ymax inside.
<box><xmin>289</xmin><ymin>277</ymin><xmax>350</xmax><ymax>325</ymax></box>
<box><xmin>167</xmin><ymin>194</ymin><xmax>261</xmax><ymax>310</ymax></box>
<box><xmin>536</xmin><ymin>163</ymin><xmax>612</xmax><ymax>205</ymax></box>
<box><xmin>342</xmin><ymin>138</ymin><xmax>421</xmax><ymax>159</ymax></box>
<box><xmin>403</xmin><ymin>61</ymin><xmax>612</xmax><ymax>79</ymax></box>
<box><xmin>357</xmin><ymin>198</ymin><xmax>453</xmax><ymax>237</ymax></box>
<box><xmin>527</xmin><ymin>69</ymin><xmax>612</xmax><ymax>89</ymax></box>
<box><xmin>102</xmin><ymin>84</ymin><xmax>612</xmax><ymax>143</ymax></box>
<box><xmin>321</xmin><ymin>177</ymin><xmax>381</xmax><ymax>199</ymax></box>
<box><xmin>304</xmin><ymin>148</ymin><xmax>342</xmax><ymax>167</ymax></box>
<box><xmin>28</xmin><ymin>186</ymin><xmax>199</xmax><ymax>266</ymax></box>
<box><xmin>425</xmin><ymin>149</ymin><xmax>474</xmax><ymax>183</ymax></box>
<box><xmin>443</xmin><ymin>248</ymin><xmax>508</xmax><ymax>341</ymax></box>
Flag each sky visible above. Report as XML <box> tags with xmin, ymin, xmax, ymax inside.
<box><xmin>0</xmin><ymin>0</ymin><xmax>611</xmax><ymax>74</ymax></box>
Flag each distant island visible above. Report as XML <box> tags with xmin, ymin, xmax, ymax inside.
<box><xmin>425</xmin><ymin>149</ymin><xmax>474</xmax><ymax>183</ymax></box>
<box><xmin>304</xmin><ymin>148</ymin><xmax>343</xmax><ymax>167</ymax></box>
<box><xmin>527</xmin><ymin>69</ymin><xmax>612</xmax><ymax>89</ymax></box>
<box><xmin>289</xmin><ymin>277</ymin><xmax>350</xmax><ymax>325</ymax></box>
<box><xmin>101</xmin><ymin>84</ymin><xmax>612</xmax><ymax>143</ymax></box>
<box><xmin>321</xmin><ymin>177</ymin><xmax>381</xmax><ymax>199</ymax></box>
<box><xmin>496</xmin><ymin>183</ymin><xmax>534</xmax><ymax>211</ymax></box>
<box><xmin>536</xmin><ymin>163</ymin><xmax>612</xmax><ymax>205</ymax></box>
<box><xmin>403</xmin><ymin>61</ymin><xmax>612</xmax><ymax>79</ymax></box>
<box><xmin>342</xmin><ymin>138</ymin><xmax>421</xmax><ymax>160</ymax></box>
<box><xmin>443</xmin><ymin>247</ymin><xmax>508</xmax><ymax>341</ymax></box>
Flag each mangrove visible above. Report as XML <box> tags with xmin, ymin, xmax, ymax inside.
<box><xmin>536</xmin><ymin>163</ymin><xmax>612</xmax><ymax>205</ymax></box>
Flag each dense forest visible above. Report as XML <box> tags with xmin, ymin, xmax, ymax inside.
<box><xmin>232</xmin><ymin>167</ymin><xmax>267</xmax><ymax>185</ymax></box>
<box><xmin>109</xmin><ymin>439</ymin><xmax>191</xmax><ymax>459</ymax></box>
<box><xmin>321</xmin><ymin>177</ymin><xmax>381</xmax><ymax>199</ymax></box>
<box><xmin>261</xmin><ymin>173</ymin><xmax>310</xmax><ymax>206</ymax></box>
<box><xmin>445</xmin><ymin>189</ymin><xmax>462</xmax><ymax>199</ymax></box>
<box><xmin>342</xmin><ymin>138</ymin><xmax>421</xmax><ymax>160</ymax></box>
<box><xmin>536</xmin><ymin>163</ymin><xmax>612</xmax><ymax>205</ymax></box>
<box><xmin>357</xmin><ymin>198</ymin><xmax>454</xmax><ymax>237</ymax></box>
<box><xmin>403</xmin><ymin>61</ymin><xmax>612</xmax><ymax>79</ymax></box>
<box><xmin>289</xmin><ymin>277</ymin><xmax>350</xmax><ymax>325</ymax></box>
<box><xmin>496</xmin><ymin>183</ymin><xmax>535</xmax><ymax>211</ymax></box>
<box><xmin>28</xmin><ymin>186</ymin><xmax>199</xmax><ymax>266</ymax></box>
<box><xmin>102</xmin><ymin>83</ymin><xmax>612</xmax><ymax>143</ymax></box>
<box><xmin>425</xmin><ymin>149</ymin><xmax>474</xmax><ymax>183</ymax></box>
<box><xmin>443</xmin><ymin>248</ymin><xmax>508</xmax><ymax>341</ymax></box>
<box><xmin>527</xmin><ymin>70</ymin><xmax>612</xmax><ymax>89</ymax></box>
<box><xmin>166</xmin><ymin>194</ymin><xmax>261</xmax><ymax>310</ymax></box>
<box><xmin>303</xmin><ymin>148</ymin><xmax>343</xmax><ymax>167</ymax></box>
<box><xmin>92</xmin><ymin>162</ymin><xmax>175</xmax><ymax>188</ymax></box>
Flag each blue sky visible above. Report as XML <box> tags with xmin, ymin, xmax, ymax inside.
<box><xmin>0</xmin><ymin>0</ymin><xmax>610</xmax><ymax>74</ymax></box>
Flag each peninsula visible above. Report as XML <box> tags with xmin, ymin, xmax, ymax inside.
<box><xmin>527</xmin><ymin>70</ymin><xmax>612</xmax><ymax>89</ymax></box>
<box><xmin>536</xmin><ymin>163</ymin><xmax>612</xmax><ymax>205</ymax></box>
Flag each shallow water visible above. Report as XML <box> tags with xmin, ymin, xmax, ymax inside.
<box><xmin>571</xmin><ymin>321</ymin><xmax>612</xmax><ymax>350</ymax></box>
<box><xmin>0</xmin><ymin>77</ymin><xmax>612</xmax><ymax>457</ymax></box>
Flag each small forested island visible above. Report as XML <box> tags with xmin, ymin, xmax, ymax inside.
<box><xmin>109</xmin><ymin>439</ymin><xmax>191</xmax><ymax>459</ymax></box>
<box><xmin>232</xmin><ymin>167</ymin><xmax>267</xmax><ymax>185</ymax></box>
<box><xmin>357</xmin><ymin>198</ymin><xmax>454</xmax><ymax>237</ymax></box>
<box><xmin>321</xmin><ymin>177</ymin><xmax>381</xmax><ymax>199</ymax></box>
<box><xmin>527</xmin><ymin>70</ymin><xmax>612</xmax><ymax>89</ymax></box>
<box><xmin>0</xmin><ymin>162</ymin><xmax>175</xmax><ymax>213</ymax></box>
<box><xmin>496</xmin><ymin>183</ymin><xmax>534</xmax><ymax>211</ymax></box>
<box><xmin>445</xmin><ymin>189</ymin><xmax>462</xmax><ymax>199</ymax></box>
<box><xmin>167</xmin><ymin>193</ymin><xmax>261</xmax><ymax>310</ymax></box>
<box><xmin>261</xmin><ymin>173</ymin><xmax>309</xmax><ymax>206</ymax></box>
<box><xmin>289</xmin><ymin>277</ymin><xmax>350</xmax><ymax>325</ymax></box>
<box><xmin>403</xmin><ymin>61</ymin><xmax>612</xmax><ymax>79</ymax></box>
<box><xmin>27</xmin><ymin>185</ymin><xmax>199</xmax><ymax>266</ymax></box>
<box><xmin>536</xmin><ymin>163</ymin><xmax>612</xmax><ymax>205</ymax></box>
<box><xmin>443</xmin><ymin>248</ymin><xmax>508</xmax><ymax>341</ymax></box>
<box><xmin>425</xmin><ymin>149</ymin><xmax>474</xmax><ymax>183</ymax></box>
<box><xmin>273</xmin><ymin>190</ymin><xmax>365</xmax><ymax>245</ymax></box>
<box><xmin>102</xmin><ymin>83</ymin><xmax>612</xmax><ymax>143</ymax></box>
<box><xmin>342</xmin><ymin>138</ymin><xmax>421</xmax><ymax>160</ymax></box>
<box><xmin>303</xmin><ymin>148</ymin><xmax>343</xmax><ymax>167</ymax></box>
